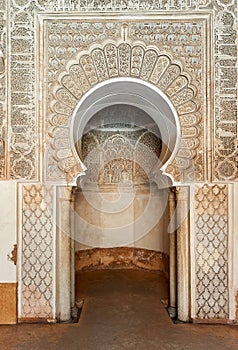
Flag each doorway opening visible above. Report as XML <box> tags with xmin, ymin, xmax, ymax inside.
<box><xmin>68</xmin><ymin>78</ymin><xmax>180</xmax><ymax>320</ymax></box>
<box><xmin>54</xmin><ymin>77</ymin><xmax>186</xmax><ymax>324</ymax></box>
<box><xmin>73</xmin><ymin>102</ymin><xmax>171</xmax><ymax>316</ymax></box>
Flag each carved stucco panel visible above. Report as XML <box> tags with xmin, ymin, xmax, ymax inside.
<box><xmin>194</xmin><ymin>184</ymin><xmax>229</xmax><ymax>319</ymax></box>
<box><xmin>214</xmin><ymin>8</ymin><xmax>238</xmax><ymax>180</ymax></box>
<box><xmin>44</xmin><ymin>18</ymin><xmax>207</xmax><ymax>183</ymax></box>
<box><xmin>9</xmin><ymin>3</ymin><xmax>39</xmax><ymax>180</ymax></box>
<box><xmin>19</xmin><ymin>183</ymin><xmax>55</xmax><ymax>320</ymax></box>
<box><xmin>6</xmin><ymin>0</ymin><xmax>236</xmax><ymax>324</ymax></box>
<box><xmin>7</xmin><ymin>1</ymin><xmax>237</xmax><ymax>182</ymax></box>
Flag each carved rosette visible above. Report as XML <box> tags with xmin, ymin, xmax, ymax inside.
<box><xmin>49</xmin><ymin>40</ymin><xmax>200</xmax><ymax>183</ymax></box>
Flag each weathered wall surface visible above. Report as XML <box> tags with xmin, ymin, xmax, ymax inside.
<box><xmin>74</xmin><ymin>187</ymin><xmax>170</xmax><ymax>253</ymax></box>
<box><xmin>75</xmin><ymin>247</ymin><xmax>169</xmax><ymax>278</ymax></box>
<box><xmin>0</xmin><ymin>182</ymin><xmax>17</xmax><ymax>324</ymax></box>
<box><xmin>0</xmin><ymin>0</ymin><xmax>236</xmax><ymax>182</ymax></box>
<box><xmin>18</xmin><ymin>184</ymin><xmax>55</xmax><ymax>321</ymax></box>
<box><xmin>0</xmin><ymin>182</ymin><xmax>17</xmax><ymax>282</ymax></box>
<box><xmin>0</xmin><ymin>0</ymin><xmax>237</xmax><ymax>323</ymax></box>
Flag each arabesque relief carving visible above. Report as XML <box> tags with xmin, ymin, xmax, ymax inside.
<box><xmin>4</xmin><ymin>0</ymin><xmax>236</xmax><ymax>324</ymax></box>
<box><xmin>47</xmin><ymin>35</ymin><xmax>204</xmax><ymax>183</ymax></box>
<box><xmin>2</xmin><ymin>1</ymin><xmax>235</xmax><ymax>181</ymax></box>
<box><xmin>81</xmin><ymin>122</ymin><xmax>162</xmax><ymax>184</ymax></box>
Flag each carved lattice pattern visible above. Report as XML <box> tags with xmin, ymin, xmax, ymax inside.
<box><xmin>194</xmin><ymin>184</ymin><xmax>229</xmax><ymax>319</ymax></box>
<box><xmin>82</xmin><ymin>122</ymin><xmax>162</xmax><ymax>184</ymax></box>
<box><xmin>20</xmin><ymin>184</ymin><xmax>54</xmax><ymax>319</ymax></box>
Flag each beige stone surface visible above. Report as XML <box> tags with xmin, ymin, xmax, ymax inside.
<box><xmin>74</xmin><ymin>186</ymin><xmax>169</xmax><ymax>252</ymax></box>
<box><xmin>0</xmin><ymin>0</ymin><xmax>237</xmax><ymax>324</ymax></box>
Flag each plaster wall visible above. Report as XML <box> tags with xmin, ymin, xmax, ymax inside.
<box><xmin>0</xmin><ymin>182</ymin><xmax>17</xmax><ymax>324</ymax></box>
<box><xmin>0</xmin><ymin>182</ymin><xmax>17</xmax><ymax>282</ymax></box>
<box><xmin>74</xmin><ymin>186</ymin><xmax>169</xmax><ymax>254</ymax></box>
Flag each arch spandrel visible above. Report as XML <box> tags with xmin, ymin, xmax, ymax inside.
<box><xmin>48</xmin><ymin>40</ymin><xmax>201</xmax><ymax>184</ymax></box>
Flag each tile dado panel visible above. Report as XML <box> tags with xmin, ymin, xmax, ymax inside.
<box><xmin>193</xmin><ymin>184</ymin><xmax>229</xmax><ymax>320</ymax></box>
<box><xmin>18</xmin><ymin>184</ymin><xmax>55</xmax><ymax>320</ymax></box>
<box><xmin>3</xmin><ymin>0</ymin><xmax>236</xmax><ymax>182</ymax></box>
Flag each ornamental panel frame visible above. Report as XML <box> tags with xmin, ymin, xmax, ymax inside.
<box><xmin>5</xmin><ymin>1</ymin><xmax>237</xmax><ymax>182</ymax></box>
<box><xmin>37</xmin><ymin>12</ymin><xmax>212</xmax><ymax>184</ymax></box>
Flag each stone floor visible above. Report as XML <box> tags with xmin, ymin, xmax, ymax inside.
<box><xmin>0</xmin><ymin>269</ymin><xmax>238</xmax><ymax>350</ymax></box>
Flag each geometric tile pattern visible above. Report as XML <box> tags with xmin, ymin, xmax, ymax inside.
<box><xmin>20</xmin><ymin>184</ymin><xmax>54</xmax><ymax>319</ymax></box>
<box><xmin>194</xmin><ymin>184</ymin><xmax>229</xmax><ymax>319</ymax></box>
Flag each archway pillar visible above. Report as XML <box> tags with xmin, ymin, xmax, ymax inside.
<box><xmin>56</xmin><ymin>186</ymin><xmax>73</xmax><ymax>322</ymax></box>
<box><xmin>168</xmin><ymin>187</ymin><xmax>177</xmax><ymax>318</ymax></box>
<box><xmin>176</xmin><ymin>186</ymin><xmax>190</xmax><ymax>322</ymax></box>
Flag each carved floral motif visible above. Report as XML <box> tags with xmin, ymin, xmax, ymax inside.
<box><xmin>47</xmin><ymin>36</ymin><xmax>203</xmax><ymax>182</ymax></box>
<box><xmin>6</xmin><ymin>0</ymin><xmax>237</xmax><ymax>324</ymax></box>
<box><xmin>81</xmin><ymin>124</ymin><xmax>162</xmax><ymax>184</ymax></box>
<box><xmin>4</xmin><ymin>0</ymin><xmax>237</xmax><ymax>181</ymax></box>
